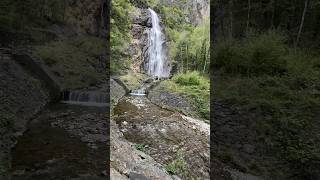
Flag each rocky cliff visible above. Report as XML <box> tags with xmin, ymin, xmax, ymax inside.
<box><xmin>127</xmin><ymin>8</ymin><xmax>152</xmax><ymax>73</ymax></box>
<box><xmin>159</xmin><ymin>0</ymin><xmax>210</xmax><ymax>26</ymax></box>
<box><xmin>0</xmin><ymin>49</ymin><xmax>50</xmax><ymax>179</ymax></box>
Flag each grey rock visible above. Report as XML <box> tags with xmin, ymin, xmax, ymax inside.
<box><xmin>243</xmin><ymin>144</ymin><xmax>255</xmax><ymax>154</ymax></box>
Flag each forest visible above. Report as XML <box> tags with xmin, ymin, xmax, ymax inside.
<box><xmin>211</xmin><ymin>0</ymin><xmax>320</xmax><ymax>179</ymax></box>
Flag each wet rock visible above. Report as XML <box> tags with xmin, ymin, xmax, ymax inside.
<box><xmin>100</xmin><ymin>170</ymin><xmax>108</xmax><ymax>176</ymax></box>
<box><xmin>243</xmin><ymin>144</ymin><xmax>255</xmax><ymax>154</ymax></box>
<box><xmin>113</xmin><ymin>96</ymin><xmax>209</xmax><ymax>178</ymax></box>
<box><xmin>129</xmin><ymin>172</ymin><xmax>149</xmax><ymax>180</ymax></box>
<box><xmin>132</xmin><ymin>9</ymin><xmax>152</xmax><ymax>28</ymax></box>
<box><xmin>110</xmin><ymin>120</ymin><xmax>177</xmax><ymax>180</ymax></box>
<box><xmin>110</xmin><ymin>78</ymin><xmax>127</xmax><ymax>110</ymax></box>
<box><xmin>110</xmin><ymin>168</ymin><xmax>128</xmax><ymax>180</ymax></box>
<box><xmin>11</xmin><ymin>103</ymin><xmax>107</xmax><ymax>179</ymax></box>
<box><xmin>12</xmin><ymin>169</ymin><xmax>26</xmax><ymax>176</ymax></box>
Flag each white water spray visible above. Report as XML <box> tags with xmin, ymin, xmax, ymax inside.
<box><xmin>147</xmin><ymin>8</ymin><xmax>169</xmax><ymax>78</ymax></box>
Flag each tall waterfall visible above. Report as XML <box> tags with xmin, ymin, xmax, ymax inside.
<box><xmin>147</xmin><ymin>8</ymin><xmax>169</xmax><ymax>78</ymax></box>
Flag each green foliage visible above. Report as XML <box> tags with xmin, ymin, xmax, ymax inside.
<box><xmin>173</xmin><ymin>71</ymin><xmax>207</xmax><ymax>86</ymax></box>
<box><xmin>134</xmin><ymin>144</ymin><xmax>146</xmax><ymax>152</ymax></box>
<box><xmin>110</xmin><ymin>0</ymin><xmax>134</xmax><ymax>74</ymax></box>
<box><xmin>157</xmin><ymin>6</ymin><xmax>187</xmax><ymax>29</ymax></box>
<box><xmin>165</xmin><ymin>151</ymin><xmax>187</xmax><ymax>176</ymax></box>
<box><xmin>0</xmin><ymin>0</ymin><xmax>66</xmax><ymax>31</ymax></box>
<box><xmin>213</xmin><ymin>31</ymin><xmax>288</xmax><ymax>76</ymax></box>
<box><xmin>169</xmin><ymin>18</ymin><xmax>210</xmax><ymax>74</ymax></box>
<box><xmin>214</xmin><ymin>42</ymin><xmax>320</xmax><ymax>178</ymax></box>
<box><xmin>164</xmin><ymin>71</ymin><xmax>210</xmax><ymax>119</ymax></box>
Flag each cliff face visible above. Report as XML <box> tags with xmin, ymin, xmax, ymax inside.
<box><xmin>125</xmin><ymin>0</ymin><xmax>209</xmax><ymax>74</ymax></box>
<box><xmin>128</xmin><ymin>8</ymin><xmax>152</xmax><ymax>73</ymax></box>
<box><xmin>0</xmin><ymin>1</ymin><xmax>109</xmax><ymax>179</ymax></box>
<box><xmin>159</xmin><ymin>0</ymin><xmax>210</xmax><ymax>25</ymax></box>
<box><xmin>64</xmin><ymin>0</ymin><xmax>106</xmax><ymax>36</ymax></box>
<box><xmin>0</xmin><ymin>50</ymin><xmax>49</xmax><ymax>179</ymax></box>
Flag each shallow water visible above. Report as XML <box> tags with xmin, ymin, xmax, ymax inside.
<box><xmin>11</xmin><ymin>103</ymin><xmax>107</xmax><ymax>180</ymax></box>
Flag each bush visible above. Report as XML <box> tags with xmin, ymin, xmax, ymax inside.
<box><xmin>213</xmin><ymin>31</ymin><xmax>288</xmax><ymax>76</ymax></box>
<box><xmin>173</xmin><ymin>71</ymin><xmax>207</xmax><ymax>87</ymax></box>
<box><xmin>165</xmin><ymin>71</ymin><xmax>209</xmax><ymax>119</ymax></box>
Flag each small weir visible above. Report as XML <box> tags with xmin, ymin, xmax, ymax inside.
<box><xmin>61</xmin><ymin>90</ymin><xmax>108</xmax><ymax>107</ymax></box>
<box><xmin>129</xmin><ymin>89</ymin><xmax>147</xmax><ymax>96</ymax></box>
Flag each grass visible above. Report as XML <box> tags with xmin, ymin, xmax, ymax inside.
<box><xmin>32</xmin><ymin>36</ymin><xmax>107</xmax><ymax>89</ymax></box>
<box><xmin>162</xmin><ymin>71</ymin><xmax>210</xmax><ymax>120</ymax></box>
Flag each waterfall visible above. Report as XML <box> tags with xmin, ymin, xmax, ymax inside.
<box><xmin>147</xmin><ymin>8</ymin><xmax>169</xmax><ymax>78</ymax></box>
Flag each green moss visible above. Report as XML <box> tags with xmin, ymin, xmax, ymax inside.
<box><xmin>119</xmin><ymin>73</ymin><xmax>149</xmax><ymax>90</ymax></box>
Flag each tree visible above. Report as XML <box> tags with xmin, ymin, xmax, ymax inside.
<box><xmin>295</xmin><ymin>0</ymin><xmax>309</xmax><ymax>48</ymax></box>
<box><xmin>246</xmin><ymin>0</ymin><xmax>251</xmax><ymax>33</ymax></box>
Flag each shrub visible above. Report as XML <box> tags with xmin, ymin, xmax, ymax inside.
<box><xmin>173</xmin><ymin>71</ymin><xmax>207</xmax><ymax>87</ymax></box>
<box><xmin>165</xmin><ymin>151</ymin><xmax>187</xmax><ymax>176</ymax></box>
<box><xmin>134</xmin><ymin>144</ymin><xmax>145</xmax><ymax>152</ymax></box>
<box><xmin>213</xmin><ymin>31</ymin><xmax>288</xmax><ymax>76</ymax></box>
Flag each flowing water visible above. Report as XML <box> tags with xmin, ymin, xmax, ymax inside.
<box><xmin>147</xmin><ymin>8</ymin><xmax>169</xmax><ymax>78</ymax></box>
<box><xmin>12</xmin><ymin>103</ymin><xmax>107</xmax><ymax>180</ymax></box>
<box><xmin>129</xmin><ymin>89</ymin><xmax>146</xmax><ymax>96</ymax></box>
<box><xmin>61</xmin><ymin>91</ymin><xmax>108</xmax><ymax>107</ymax></box>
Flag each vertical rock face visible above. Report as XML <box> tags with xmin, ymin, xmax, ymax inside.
<box><xmin>128</xmin><ymin>8</ymin><xmax>152</xmax><ymax>73</ymax></box>
<box><xmin>127</xmin><ymin>0</ymin><xmax>209</xmax><ymax>75</ymax></box>
<box><xmin>0</xmin><ymin>50</ymin><xmax>49</xmax><ymax>179</ymax></box>
<box><xmin>188</xmin><ymin>0</ymin><xmax>210</xmax><ymax>25</ymax></box>
<box><xmin>159</xmin><ymin>0</ymin><xmax>210</xmax><ymax>25</ymax></box>
<box><xmin>64</xmin><ymin>0</ymin><xmax>106</xmax><ymax>36</ymax></box>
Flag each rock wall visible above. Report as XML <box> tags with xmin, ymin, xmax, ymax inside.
<box><xmin>159</xmin><ymin>0</ymin><xmax>210</xmax><ymax>26</ymax></box>
<box><xmin>64</xmin><ymin>0</ymin><xmax>105</xmax><ymax>36</ymax></box>
<box><xmin>127</xmin><ymin>8</ymin><xmax>152</xmax><ymax>74</ymax></box>
<box><xmin>110</xmin><ymin>120</ymin><xmax>180</xmax><ymax>179</ymax></box>
<box><xmin>0</xmin><ymin>50</ymin><xmax>49</xmax><ymax>179</ymax></box>
<box><xmin>110</xmin><ymin>78</ymin><xmax>127</xmax><ymax>111</ymax></box>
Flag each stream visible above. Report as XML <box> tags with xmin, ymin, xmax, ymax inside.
<box><xmin>113</xmin><ymin>94</ymin><xmax>210</xmax><ymax>179</ymax></box>
<box><xmin>11</xmin><ymin>94</ymin><xmax>108</xmax><ymax>180</ymax></box>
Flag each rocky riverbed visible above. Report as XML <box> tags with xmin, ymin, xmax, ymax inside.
<box><xmin>11</xmin><ymin>103</ymin><xmax>107</xmax><ymax>180</ymax></box>
<box><xmin>112</xmin><ymin>94</ymin><xmax>210</xmax><ymax>179</ymax></box>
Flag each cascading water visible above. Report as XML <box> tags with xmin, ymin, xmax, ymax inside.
<box><xmin>61</xmin><ymin>91</ymin><xmax>108</xmax><ymax>107</ymax></box>
<box><xmin>147</xmin><ymin>8</ymin><xmax>169</xmax><ymax>78</ymax></box>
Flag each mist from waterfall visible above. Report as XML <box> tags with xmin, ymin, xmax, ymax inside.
<box><xmin>147</xmin><ymin>8</ymin><xmax>169</xmax><ymax>78</ymax></box>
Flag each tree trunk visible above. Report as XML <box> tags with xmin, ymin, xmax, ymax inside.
<box><xmin>202</xmin><ymin>43</ymin><xmax>207</xmax><ymax>73</ymax></box>
<box><xmin>180</xmin><ymin>46</ymin><xmax>183</xmax><ymax>73</ymax></box>
<box><xmin>186</xmin><ymin>44</ymin><xmax>189</xmax><ymax>72</ymax></box>
<box><xmin>246</xmin><ymin>0</ymin><xmax>251</xmax><ymax>34</ymax></box>
<box><xmin>295</xmin><ymin>0</ymin><xmax>309</xmax><ymax>48</ymax></box>
<box><xmin>229</xmin><ymin>0</ymin><xmax>233</xmax><ymax>39</ymax></box>
<box><xmin>218</xmin><ymin>2</ymin><xmax>226</xmax><ymax>41</ymax></box>
<box><xmin>270</xmin><ymin>0</ymin><xmax>275</xmax><ymax>29</ymax></box>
